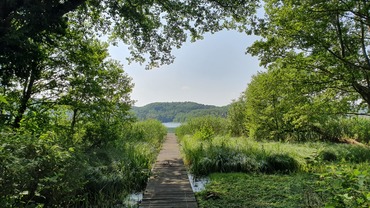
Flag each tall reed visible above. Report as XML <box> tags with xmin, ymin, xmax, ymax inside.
<box><xmin>179</xmin><ymin>135</ymin><xmax>370</xmax><ymax>176</ymax></box>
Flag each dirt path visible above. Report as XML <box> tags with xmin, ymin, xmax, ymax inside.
<box><xmin>140</xmin><ymin>133</ymin><xmax>198</xmax><ymax>208</ymax></box>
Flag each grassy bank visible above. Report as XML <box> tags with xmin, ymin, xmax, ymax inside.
<box><xmin>178</xmin><ymin>135</ymin><xmax>370</xmax><ymax>207</ymax></box>
<box><xmin>196</xmin><ymin>173</ymin><xmax>321</xmax><ymax>208</ymax></box>
<box><xmin>179</xmin><ymin>135</ymin><xmax>370</xmax><ymax>175</ymax></box>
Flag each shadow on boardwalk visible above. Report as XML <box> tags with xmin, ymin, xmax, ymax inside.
<box><xmin>140</xmin><ymin>133</ymin><xmax>198</xmax><ymax>208</ymax></box>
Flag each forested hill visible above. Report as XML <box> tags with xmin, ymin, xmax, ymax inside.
<box><xmin>132</xmin><ymin>102</ymin><xmax>229</xmax><ymax>122</ymax></box>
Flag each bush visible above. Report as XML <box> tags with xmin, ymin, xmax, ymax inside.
<box><xmin>122</xmin><ymin>119</ymin><xmax>167</xmax><ymax>146</ymax></box>
<box><xmin>322</xmin><ymin>117</ymin><xmax>370</xmax><ymax>144</ymax></box>
<box><xmin>264</xmin><ymin>154</ymin><xmax>300</xmax><ymax>174</ymax></box>
<box><xmin>0</xmin><ymin>131</ymin><xmax>87</xmax><ymax>207</ymax></box>
<box><xmin>186</xmin><ymin>148</ymin><xmax>260</xmax><ymax>176</ymax></box>
<box><xmin>318</xmin><ymin>144</ymin><xmax>370</xmax><ymax>163</ymax></box>
<box><xmin>0</xmin><ymin>119</ymin><xmax>167</xmax><ymax>207</ymax></box>
<box><xmin>176</xmin><ymin>116</ymin><xmax>229</xmax><ymax>139</ymax></box>
<box><xmin>227</xmin><ymin>97</ymin><xmax>248</xmax><ymax>137</ymax></box>
<box><xmin>317</xmin><ymin>163</ymin><xmax>370</xmax><ymax>208</ymax></box>
<box><xmin>318</xmin><ymin>150</ymin><xmax>338</xmax><ymax>162</ymax></box>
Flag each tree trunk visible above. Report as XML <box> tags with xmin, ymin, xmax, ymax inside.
<box><xmin>71</xmin><ymin>108</ymin><xmax>78</xmax><ymax>134</ymax></box>
<box><xmin>352</xmin><ymin>82</ymin><xmax>370</xmax><ymax>108</ymax></box>
<box><xmin>13</xmin><ymin>70</ymin><xmax>36</xmax><ymax>128</ymax></box>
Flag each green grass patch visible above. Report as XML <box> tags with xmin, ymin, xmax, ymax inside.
<box><xmin>179</xmin><ymin>135</ymin><xmax>370</xmax><ymax>207</ymax></box>
<box><xmin>197</xmin><ymin>173</ymin><xmax>323</xmax><ymax>208</ymax></box>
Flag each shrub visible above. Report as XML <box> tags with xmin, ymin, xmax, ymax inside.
<box><xmin>0</xmin><ymin>131</ymin><xmax>87</xmax><ymax>207</ymax></box>
<box><xmin>0</xmin><ymin>119</ymin><xmax>167</xmax><ymax>207</ymax></box>
<box><xmin>317</xmin><ymin>163</ymin><xmax>370</xmax><ymax>208</ymax></box>
<box><xmin>83</xmin><ymin>121</ymin><xmax>122</xmax><ymax>148</ymax></box>
<box><xmin>185</xmin><ymin>147</ymin><xmax>260</xmax><ymax>176</ymax></box>
<box><xmin>123</xmin><ymin>119</ymin><xmax>166</xmax><ymax>143</ymax></box>
<box><xmin>265</xmin><ymin>154</ymin><xmax>300</xmax><ymax>174</ymax></box>
<box><xmin>318</xmin><ymin>144</ymin><xmax>370</xmax><ymax>163</ymax></box>
<box><xmin>318</xmin><ymin>150</ymin><xmax>338</xmax><ymax>162</ymax></box>
<box><xmin>176</xmin><ymin>116</ymin><xmax>228</xmax><ymax>138</ymax></box>
<box><xmin>227</xmin><ymin>97</ymin><xmax>248</xmax><ymax>137</ymax></box>
<box><xmin>322</xmin><ymin>117</ymin><xmax>370</xmax><ymax>144</ymax></box>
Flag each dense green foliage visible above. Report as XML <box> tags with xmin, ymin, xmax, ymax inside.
<box><xmin>228</xmin><ymin>65</ymin><xmax>370</xmax><ymax>143</ymax></box>
<box><xmin>178</xmin><ymin>132</ymin><xmax>370</xmax><ymax>207</ymax></box>
<box><xmin>1</xmin><ymin>1</ymin><xmax>258</xmax><ymax>206</ymax></box>
<box><xmin>241</xmin><ymin>67</ymin><xmax>356</xmax><ymax>142</ymax></box>
<box><xmin>197</xmin><ymin>173</ymin><xmax>321</xmax><ymax>208</ymax></box>
<box><xmin>227</xmin><ymin>95</ymin><xmax>247</xmax><ymax>137</ymax></box>
<box><xmin>322</xmin><ymin>117</ymin><xmax>370</xmax><ymax>144</ymax></box>
<box><xmin>132</xmin><ymin>102</ymin><xmax>229</xmax><ymax>123</ymax></box>
<box><xmin>317</xmin><ymin>163</ymin><xmax>370</xmax><ymax>207</ymax></box>
<box><xmin>176</xmin><ymin>110</ymin><xmax>370</xmax><ymax>207</ymax></box>
<box><xmin>0</xmin><ymin>119</ymin><xmax>166</xmax><ymax>207</ymax></box>
<box><xmin>3</xmin><ymin>0</ymin><xmax>370</xmax><ymax>207</ymax></box>
<box><xmin>176</xmin><ymin>116</ymin><xmax>229</xmax><ymax>140</ymax></box>
<box><xmin>248</xmin><ymin>0</ymin><xmax>370</xmax><ymax>108</ymax></box>
<box><xmin>198</xmin><ymin>169</ymin><xmax>370</xmax><ymax>208</ymax></box>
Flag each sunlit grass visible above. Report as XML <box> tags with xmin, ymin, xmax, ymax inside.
<box><xmin>179</xmin><ymin>135</ymin><xmax>370</xmax><ymax>175</ymax></box>
<box><xmin>196</xmin><ymin>173</ymin><xmax>322</xmax><ymax>208</ymax></box>
<box><xmin>179</xmin><ymin>135</ymin><xmax>370</xmax><ymax>207</ymax></box>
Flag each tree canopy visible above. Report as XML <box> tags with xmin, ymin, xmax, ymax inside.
<box><xmin>242</xmin><ymin>60</ymin><xmax>354</xmax><ymax>141</ymax></box>
<box><xmin>0</xmin><ymin>0</ymin><xmax>259</xmax><ymax>128</ymax></box>
<box><xmin>1</xmin><ymin>0</ymin><xmax>259</xmax><ymax>82</ymax></box>
<box><xmin>248</xmin><ymin>0</ymin><xmax>370</xmax><ymax>110</ymax></box>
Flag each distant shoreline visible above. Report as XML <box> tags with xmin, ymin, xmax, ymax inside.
<box><xmin>162</xmin><ymin>122</ymin><xmax>182</xmax><ymax>128</ymax></box>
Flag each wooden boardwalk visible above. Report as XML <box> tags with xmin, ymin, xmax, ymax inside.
<box><xmin>140</xmin><ymin>133</ymin><xmax>198</xmax><ymax>208</ymax></box>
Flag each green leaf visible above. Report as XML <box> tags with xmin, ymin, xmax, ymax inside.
<box><xmin>0</xmin><ymin>95</ymin><xmax>8</xmax><ymax>105</ymax></box>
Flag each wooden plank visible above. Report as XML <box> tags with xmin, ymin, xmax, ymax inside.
<box><xmin>139</xmin><ymin>133</ymin><xmax>198</xmax><ymax>208</ymax></box>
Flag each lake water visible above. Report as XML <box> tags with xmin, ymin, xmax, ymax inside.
<box><xmin>162</xmin><ymin>122</ymin><xmax>182</xmax><ymax>128</ymax></box>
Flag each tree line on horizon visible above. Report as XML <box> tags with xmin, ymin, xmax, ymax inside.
<box><xmin>131</xmin><ymin>102</ymin><xmax>229</xmax><ymax>123</ymax></box>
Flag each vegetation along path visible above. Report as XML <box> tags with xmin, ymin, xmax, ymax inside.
<box><xmin>140</xmin><ymin>133</ymin><xmax>197</xmax><ymax>208</ymax></box>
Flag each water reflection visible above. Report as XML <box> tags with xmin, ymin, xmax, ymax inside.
<box><xmin>162</xmin><ymin>122</ymin><xmax>182</xmax><ymax>128</ymax></box>
<box><xmin>124</xmin><ymin>192</ymin><xmax>142</xmax><ymax>207</ymax></box>
<box><xmin>188</xmin><ymin>174</ymin><xmax>210</xmax><ymax>192</ymax></box>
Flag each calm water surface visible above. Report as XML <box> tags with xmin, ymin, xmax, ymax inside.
<box><xmin>162</xmin><ymin>122</ymin><xmax>182</xmax><ymax>128</ymax></box>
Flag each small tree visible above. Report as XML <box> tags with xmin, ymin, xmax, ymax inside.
<box><xmin>244</xmin><ymin>61</ymin><xmax>353</xmax><ymax>141</ymax></box>
<box><xmin>228</xmin><ymin>94</ymin><xmax>248</xmax><ymax>137</ymax></box>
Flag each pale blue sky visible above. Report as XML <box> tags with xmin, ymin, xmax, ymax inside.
<box><xmin>108</xmin><ymin>31</ymin><xmax>263</xmax><ymax>107</ymax></box>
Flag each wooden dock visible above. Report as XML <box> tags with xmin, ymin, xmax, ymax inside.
<box><xmin>140</xmin><ymin>133</ymin><xmax>198</xmax><ymax>208</ymax></box>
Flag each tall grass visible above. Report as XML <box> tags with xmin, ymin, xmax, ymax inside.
<box><xmin>81</xmin><ymin>120</ymin><xmax>167</xmax><ymax>206</ymax></box>
<box><xmin>180</xmin><ymin>135</ymin><xmax>370</xmax><ymax>207</ymax></box>
<box><xmin>179</xmin><ymin>135</ymin><xmax>370</xmax><ymax>176</ymax></box>
<box><xmin>0</xmin><ymin>119</ymin><xmax>167</xmax><ymax>207</ymax></box>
